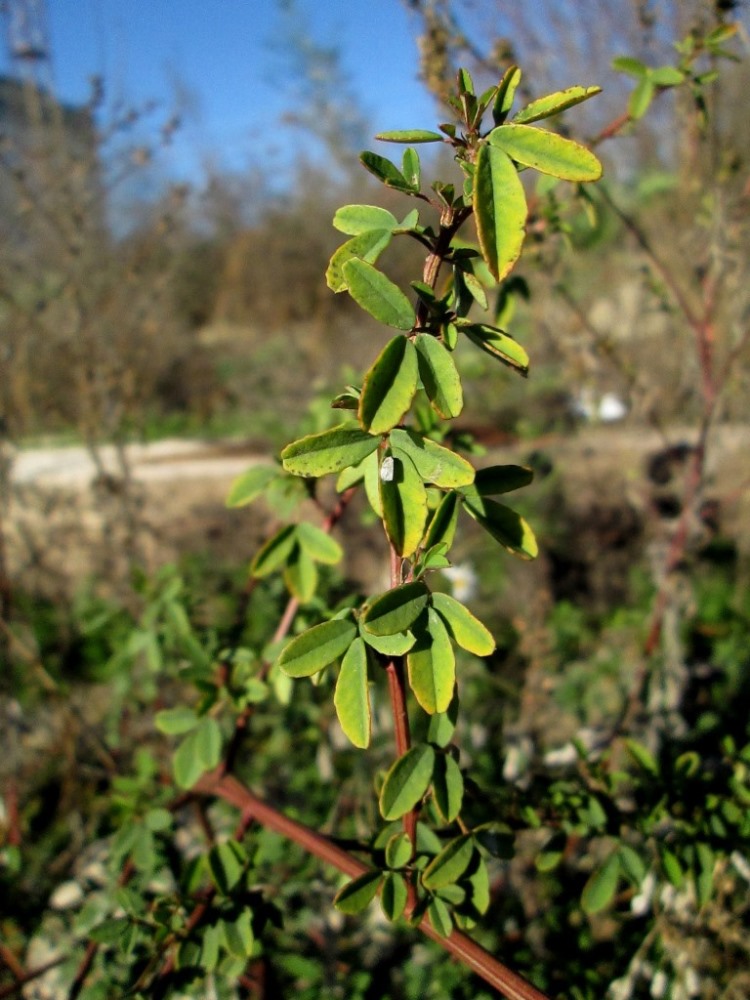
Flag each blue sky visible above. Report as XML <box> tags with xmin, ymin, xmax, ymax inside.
<box><xmin>1</xmin><ymin>0</ymin><xmax>437</xmax><ymax>182</ymax></box>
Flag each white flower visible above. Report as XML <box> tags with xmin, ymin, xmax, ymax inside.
<box><xmin>441</xmin><ymin>562</ymin><xmax>478</xmax><ymax>602</ymax></box>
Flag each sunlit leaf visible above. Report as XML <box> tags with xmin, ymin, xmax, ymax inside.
<box><xmin>390</xmin><ymin>428</ymin><xmax>474</xmax><ymax>489</ymax></box>
<box><xmin>173</xmin><ymin>716</ymin><xmax>222</xmax><ymax>789</ymax></box>
<box><xmin>427</xmin><ymin>896</ymin><xmax>453</xmax><ymax>937</ymax></box>
<box><xmin>432</xmin><ymin>753</ymin><xmax>464</xmax><ymax>822</ymax></box>
<box><xmin>473</xmin><ymin>143</ymin><xmax>527</xmax><ymax>282</ymax></box>
<box><xmin>360</xmin><ymin>150</ymin><xmax>414</xmax><ymax>192</ymax></box>
<box><xmin>628</xmin><ymin>76</ymin><xmax>655</xmax><ymax>120</ymax></box>
<box><xmin>463</xmin><ymin>497</ymin><xmax>538</xmax><ymax>559</ymax></box>
<box><xmin>376</xmin><ymin>129</ymin><xmax>445</xmax><ymax>143</ymax></box>
<box><xmin>283</xmin><ymin>546</ymin><xmax>318</xmax><ymax>602</ymax></box>
<box><xmin>361</xmin><ymin>581</ymin><xmax>430</xmax><ymax>636</ymax></box>
<box><xmin>385</xmin><ymin>833</ymin><xmax>413</xmax><ymax>869</ymax></box>
<box><xmin>208</xmin><ymin>841</ymin><xmax>247</xmax><ymax>895</ymax></box>
<box><xmin>379</xmin><ymin>451</ymin><xmax>429</xmax><ymax>557</ymax></box>
<box><xmin>414</xmin><ymin>334</ymin><xmax>463</xmax><ymax>419</ymax></box>
<box><xmin>326</xmin><ymin>229</ymin><xmax>393</xmax><ymax>292</ymax></box>
<box><xmin>612</xmin><ymin>56</ymin><xmax>648</xmax><ymax>78</ymax></box>
<box><xmin>359</xmin><ymin>336</ymin><xmax>418</xmax><ymax>434</ymax></box>
<box><xmin>226</xmin><ymin>464</ymin><xmax>279</xmax><ymax>507</ymax></box>
<box><xmin>459</xmin><ymin>322</ymin><xmax>529</xmax><ymax>374</ymax></box>
<box><xmin>278</xmin><ymin>619</ymin><xmax>358</xmax><ymax>678</ymax></box>
<box><xmin>431</xmin><ymin>592</ymin><xmax>495</xmax><ymax>656</ymax></box>
<box><xmin>333</xmin><ymin>204</ymin><xmax>399</xmax><ymax>235</ymax></box>
<box><xmin>581</xmin><ymin>851</ymin><xmax>621</xmax><ymax>914</ymax></box>
<box><xmin>360</xmin><ymin>628</ymin><xmax>416</xmax><ymax>656</ymax></box>
<box><xmin>650</xmin><ymin>66</ymin><xmax>684</xmax><ymax>87</ymax></box>
<box><xmin>380</xmin><ymin>871</ymin><xmax>408</xmax><ymax>921</ymax></box>
<box><xmin>250</xmin><ymin>525</ymin><xmax>298</xmax><ymax>578</ymax></box>
<box><xmin>407</xmin><ymin>608</ymin><xmax>456</xmax><ymax>715</ymax></box>
<box><xmin>155</xmin><ymin>706</ymin><xmax>198</xmax><ymax>735</ymax></box>
<box><xmin>343</xmin><ymin>258</ymin><xmax>415</xmax><ymax>330</ymax></box>
<box><xmin>380</xmin><ymin>743</ymin><xmax>435</xmax><ymax>820</ymax></box>
<box><xmin>334</xmin><ymin>870</ymin><xmax>382</xmax><ymax>914</ymax></box>
<box><xmin>281</xmin><ymin>424</ymin><xmax>379</xmax><ymax>478</ymax></box>
<box><xmin>295</xmin><ymin>522</ymin><xmax>343</xmax><ymax>565</ymax></box>
<box><xmin>426</xmin><ymin>698</ymin><xmax>458</xmax><ymax>748</ymax></box>
<box><xmin>334</xmin><ymin>637</ymin><xmax>371</xmax><ymax>748</ymax></box>
<box><xmin>423</xmin><ymin>835</ymin><xmax>474</xmax><ymax>890</ymax></box>
<box><xmin>489</xmin><ymin>124</ymin><xmax>602</xmax><ymax>182</ymax></box>
<box><xmin>423</xmin><ymin>491</ymin><xmax>459</xmax><ymax>553</ymax></box>
<box><xmin>492</xmin><ymin>65</ymin><xmax>522</xmax><ymax>124</ymax></box>
<box><xmin>513</xmin><ymin>86</ymin><xmax>602</xmax><ymax>125</ymax></box>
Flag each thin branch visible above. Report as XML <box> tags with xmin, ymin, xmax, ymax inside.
<box><xmin>195</xmin><ymin>770</ymin><xmax>553</xmax><ymax>1000</ymax></box>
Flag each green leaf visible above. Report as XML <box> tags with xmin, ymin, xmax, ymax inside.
<box><xmin>360</xmin><ymin>150</ymin><xmax>413</xmax><ymax>192</ymax></box>
<box><xmin>334</xmin><ymin>870</ymin><xmax>383</xmax><ymax>914</ymax></box>
<box><xmin>431</xmin><ymin>592</ymin><xmax>495</xmax><ymax>656</ymax></box>
<box><xmin>173</xmin><ymin>716</ymin><xmax>222</xmax><ymax>789</ymax></box>
<box><xmin>208</xmin><ymin>841</ymin><xmax>247</xmax><ymax>895</ymax></box>
<box><xmin>465</xmin><ymin>854</ymin><xmax>491</xmax><ymax>915</ymax></box>
<box><xmin>390</xmin><ymin>428</ymin><xmax>474</xmax><ymax>489</ymax></box>
<box><xmin>250</xmin><ymin>525</ymin><xmax>298</xmax><ymax>578</ymax></box>
<box><xmin>612</xmin><ymin>56</ymin><xmax>648</xmax><ymax>78</ymax></box>
<box><xmin>427</xmin><ymin>896</ymin><xmax>453</xmax><ymax>937</ymax></box>
<box><xmin>379</xmin><ymin>451</ymin><xmax>429</xmax><ymax>558</ymax></box>
<box><xmin>618</xmin><ymin>845</ymin><xmax>647</xmax><ymax>887</ymax></box>
<box><xmin>459</xmin><ymin>322</ymin><xmax>529</xmax><ymax>373</ymax></box>
<box><xmin>379</xmin><ymin>743</ymin><xmax>436</xmax><ymax>820</ymax></box>
<box><xmin>407</xmin><ymin>608</ymin><xmax>456</xmax><ymax>715</ymax></box>
<box><xmin>360</xmin><ymin>628</ymin><xmax>416</xmax><ymax>656</ymax></box>
<box><xmin>361</xmin><ymin>581</ymin><xmax>430</xmax><ymax>636</ymax></box>
<box><xmin>226</xmin><ymin>464</ymin><xmax>279</xmax><ymax>507</ymax></box>
<box><xmin>221</xmin><ymin>910</ymin><xmax>254</xmax><ymax>958</ymax></box>
<box><xmin>281</xmin><ymin>424</ymin><xmax>379</xmax><ymax>478</ymax></box>
<box><xmin>493</xmin><ymin>65</ymin><xmax>522</xmax><ymax>124</ymax></box>
<box><xmin>155</xmin><ymin>706</ymin><xmax>198</xmax><ymax>735</ymax></box>
<box><xmin>650</xmin><ymin>66</ymin><xmax>684</xmax><ymax>87</ymax></box>
<box><xmin>659</xmin><ymin>845</ymin><xmax>684</xmax><ymax>888</ymax></box>
<box><xmin>283</xmin><ymin>546</ymin><xmax>318</xmax><ymax>602</ymax></box>
<box><xmin>343</xmin><ymin>258</ymin><xmax>415</xmax><ymax>331</ymax></box>
<box><xmin>463</xmin><ymin>497</ymin><xmax>538</xmax><ymax>559</ymax></box>
<box><xmin>333</xmin><ymin>204</ymin><xmax>399</xmax><ymax>235</ymax></box>
<box><xmin>385</xmin><ymin>833</ymin><xmax>413</xmax><ymax>869</ymax></box>
<box><xmin>375</xmin><ymin>129</ymin><xmax>444</xmax><ymax>143</ymax></box>
<box><xmin>402</xmin><ymin>147</ymin><xmax>420</xmax><ymax>189</ymax></box>
<box><xmin>488</xmin><ymin>124</ymin><xmax>602</xmax><ymax>182</ymax></box>
<box><xmin>334</xmin><ymin>637</ymin><xmax>371</xmax><ymax>749</ymax></box>
<box><xmin>470</xmin><ymin>464</ymin><xmax>533</xmax><ymax>496</ymax></box>
<box><xmin>432</xmin><ymin>753</ymin><xmax>464</xmax><ymax>822</ymax></box>
<box><xmin>535</xmin><ymin>830</ymin><xmax>567</xmax><ymax>873</ymax></box>
<box><xmin>359</xmin><ymin>336</ymin><xmax>418</xmax><ymax>434</ymax></box>
<box><xmin>628</xmin><ymin>76</ymin><xmax>654</xmax><ymax>120</ymax></box>
<box><xmin>423</xmin><ymin>491</ymin><xmax>459</xmax><ymax>553</ymax></box>
<box><xmin>278</xmin><ymin>619</ymin><xmax>358</xmax><ymax>678</ymax></box>
<box><xmin>694</xmin><ymin>843</ymin><xmax>715</xmax><ymax>907</ymax></box>
<box><xmin>473</xmin><ymin>143</ymin><xmax>527</xmax><ymax>282</ymax></box>
<box><xmin>581</xmin><ymin>851</ymin><xmax>621</xmax><ymax>914</ymax></box>
<box><xmin>380</xmin><ymin>871</ymin><xmax>408</xmax><ymax>922</ymax></box>
<box><xmin>426</xmin><ymin>698</ymin><xmax>458</xmax><ymax>748</ymax></box>
<box><xmin>326</xmin><ymin>229</ymin><xmax>393</xmax><ymax>292</ymax></box>
<box><xmin>423</xmin><ymin>835</ymin><xmax>474</xmax><ymax>890</ymax></box>
<box><xmin>513</xmin><ymin>85</ymin><xmax>602</xmax><ymax>124</ymax></box>
<box><xmin>624</xmin><ymin>738</ymin><xmax>659</xmax><ymax>776</ymax></box>
<box><xmin>414</xmin><ymin>334</ymin><xmax>463</xmax><ymax>419</ymax></box>
<box><xmin>296</xmin><ymin>522</ymin><xmax>343</xmax><ymax>565</ymax></box>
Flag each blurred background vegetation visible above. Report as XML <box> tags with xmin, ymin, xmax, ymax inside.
<box><xmin>1</xmin><ymin>1</ymin><xmax>750</xmax><ymax>998</ymax></box>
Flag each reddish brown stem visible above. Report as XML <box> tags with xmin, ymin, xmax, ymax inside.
<box><xmin>0</xmin><ymin>958</ymin><xmax>66</xmax><ymax>999</ymax></box>
<box><xmin>194</xmin><ymin>770</ymin><xmax>552</xmax><ymax>1000</ymax></box>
